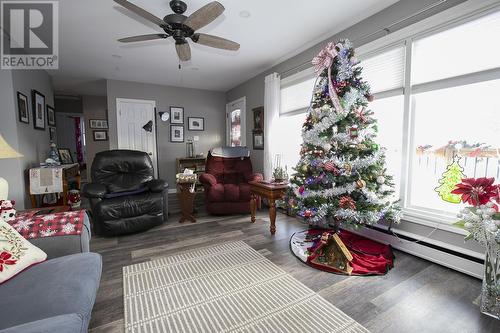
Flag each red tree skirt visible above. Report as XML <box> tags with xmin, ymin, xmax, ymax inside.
<box><xmin>290</xmin><ymin>228</ymin><xmax>394</xmax><ymax>275</ymax></box>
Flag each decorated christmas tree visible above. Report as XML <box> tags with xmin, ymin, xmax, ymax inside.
<box><xmin>288</xmin><ymin>40</ymin><xmax>401</xmax><ymax>229</ymax></box>
<box><xmin>435</xmin><ymin>156</ymin><xmax>465</xmax><ymax>204</ymax></box>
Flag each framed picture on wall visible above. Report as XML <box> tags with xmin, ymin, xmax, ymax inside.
<box><xmin>89</xmin><ymin>119</ymin><xmax>108</xmax><ymax>129</ymax></box>
<box><xmin>58</xmin><ymin>148</ymin><xmax>74</xmax><ymax>164</ymax></box>
<box><xmin>188</xmin><ymin>117</ymin><xmax>204</xmax><ymax>131</ymax></box>
<box><xmin>170</xmin><ymin>106</ymin><xmax>184</xmax><ymax>124</ymax></box>
<box><xmin>252</xmin><ymin>106</ymin><xmax>264</xmax><ymax>131</ymax></box>
<box><xmin>93</xmin><ymin>130</ymin><xmax>108</xmax><ymax>141</ymax></box>
<box><xmin>32</xmin><ymin>90</ymin><xmax>45</xmax><ymax>130</ymax></box>
<box><xmin>253</xmin><ymin>132</ymin><xmax>264</xmax><ymax>150</ymax></box>
<box><xmin>46</xmin><ymin>105</ymin><xmax>56</xmax><ymax>126</ymax></box>
<box><xmin>49</xmin><ymin>127</ymin><xmax>57</xmax><ymax>142</ymax></box>
<box><xmin>170</xmin><ymin>125</ymin><xmax>184</xmax><ymax>142</ymax></box>
<box><xmin>17</xmin><ymin>92</ymin><xmax>29</xmax><ymax>124</ymax></box>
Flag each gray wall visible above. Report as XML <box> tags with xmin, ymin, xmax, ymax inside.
<box><xmin>82</xmin><ymin>95</ymin><xmax>109</xmax><ymax>179</ymax></box>
<box><xmin>106</xmin><ymin>79</ymin><xmax>226</xmax><ymax>186</ymax></box>
<box><xmin>10</xmin><ymin>70</ymin><xmax>54</xmax><ymax>208</ymax></box>
<box><xmin>0</xmin><ymin>69</ymin><xmax>25</xmax><ymax>208</ymax></box>
<box><xmin>225</xmin><ymin>0</ymin><xmax>483</xmax><ymax>257</ymax></box>
<box><xmin>226</xmin><ymin>0</ymin><xmax>466</xmax><ymax>174</ymax></box>
<box><xmin>54</xmin><ymin>97</ymin><xmax>83</xmax><ymax>114</ymax></box>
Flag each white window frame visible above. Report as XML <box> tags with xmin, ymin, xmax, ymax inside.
<box><xmin>226</xmin><ymin>96</ymin><xmax>247</xmax><ymax>147</ymax></box>
<box><xmin>355</xmin><ymin>0</ymin><xmax>500</xmax><ymax>233</ymax></box>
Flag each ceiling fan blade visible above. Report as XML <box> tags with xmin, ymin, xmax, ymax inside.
<box><xmin>114</xmin><ymin>0</ymin><xmax>167</xmax><ymax>27</ymax></box>
<box><xmin>176</xmin><ymin>42</ymin><xmax>191</xmax><ymax>61</ymax></box>
<box><xmin>192</xmin><ymin>33</ymin><xmax>239</xmax><ymax>51</ymax></box>
<box><xmin>118</xmin><ymin>33</ymin><xmax>168</xmax><ymax>43</ymax></box>
<box><xmin>183</xmin><ymin>1</ymin><xmax>224</xmax><ymax>31</ymax></box>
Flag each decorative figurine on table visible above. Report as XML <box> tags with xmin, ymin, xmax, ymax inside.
<box><xmin>46</xmin><ymin>142</ymin><xmax>60</xmax><ymax>165</ymax></box>
<box><xmin>272</xmin><ymin>154</ymin><xmax>288</xmax><ymax>183</ymax></box>
<box><xmin>67</xmin><ymin>190</ymin><xmax>81</xmax><ymax>209</ymax></box>
<box><xmin>0</xmin><ymin>200</ymin><xmax>16</xmax><ymax>222</ymax></box>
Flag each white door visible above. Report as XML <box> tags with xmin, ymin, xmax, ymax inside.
<box><xmin>116</xmin><ymin>98</ymin><xmax>158</xmax><ymax>177</ymax></box>
<box><xmin>226</xmin><ymin>97</ymin><xmax>246</xmax><ymax>146</ymax></box>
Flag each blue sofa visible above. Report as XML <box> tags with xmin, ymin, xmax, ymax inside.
<box><xmin>0</xmin><ymin>213</ymin><xmax>102</xmax><ymax>333</ymax></box>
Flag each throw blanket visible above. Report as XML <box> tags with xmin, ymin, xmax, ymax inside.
<box><xmin>8</xmin><ymin>210</ymin><xmax>85</xmax><ymax>239</ymax></box>
<box><xmin>29</xmin><ymin>167</ymin><xmax>63</xmax><ymax>195</ymax></box>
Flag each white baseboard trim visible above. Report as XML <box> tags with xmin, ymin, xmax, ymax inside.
<box><xmin>350</xmin><ymin>227</ymin><xmax>484</xmax><ymax>280</ymax></box>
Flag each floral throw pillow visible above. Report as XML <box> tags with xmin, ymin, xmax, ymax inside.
<box><xmin>0</xmin><ymin>218</ymin><xmax>47</xmax><ymax>284</ymax></box>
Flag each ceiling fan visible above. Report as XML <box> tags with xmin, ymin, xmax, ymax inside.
<box><xmin>113</xmin><ymin>0</ymin><xmax>240</xmax><ymax>62</ymax></box>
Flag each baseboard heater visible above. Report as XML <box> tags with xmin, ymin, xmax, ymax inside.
<box><xmin>347</xmin><ymin>224</ymin><xmax>484</xmax><ymax>279</ymax></box>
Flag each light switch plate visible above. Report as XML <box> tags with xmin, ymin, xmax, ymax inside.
<box><xmin>193</xmin><ymin>136</ymin><xmax>200</xmax><ymax>141</ymax></box>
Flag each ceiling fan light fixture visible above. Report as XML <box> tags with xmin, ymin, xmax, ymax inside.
<box><xmin>114</xmin><ymin>0</ymin><xmax>239</xmax><ymax>62</ymax></box>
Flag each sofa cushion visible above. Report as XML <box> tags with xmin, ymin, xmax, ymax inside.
<box><xmin>94</xmin><ymin>191</ymin><xmax>163</xmax><ymax>221</ymax></box>
<box><xmin>0</xmin><ymin>220</ymin><xmax>47</xmax><ymax>284</ymax></box>
<box><xmin>0</xmin><ymin>252</ymin><xmax>102</xmax><ymax>330</ymax></box>
<box><xmin>0</xmin><ymin>314</ymin><xmax>84</xmax><ymax>333</ymax></box>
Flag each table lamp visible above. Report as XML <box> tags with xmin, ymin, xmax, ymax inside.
<box><xmin>0</xmin><ymin>134</ymin><xmax>23</xmax><ymax>200</ymax></box>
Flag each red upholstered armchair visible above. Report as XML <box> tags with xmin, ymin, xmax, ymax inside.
<box><xmin>199</xmin><ymin>147</ymin><xmax>263</xmax><ymax>215</ymax></box>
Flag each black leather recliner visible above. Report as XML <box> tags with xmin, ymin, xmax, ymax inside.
<box><xmin>83</xmin><ymin>150</ymin><xmax>168</xmax><ymax>236</ymax></box>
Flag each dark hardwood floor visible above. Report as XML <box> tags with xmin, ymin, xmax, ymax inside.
<box><xmin>88</xmin><ymin>210</ymin><xmax>499</xmax><ymax>333</ymax></box>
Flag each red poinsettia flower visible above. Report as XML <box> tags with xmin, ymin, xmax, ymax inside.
<box><xmin>451</xmin><ymin>177</ymin><xmax>497</xmax><ymax>207</ymax></box>
<box><xmin>0</xmin><ymin>251</ymin><xmax>17</xmax><ymax>272</ymax></box>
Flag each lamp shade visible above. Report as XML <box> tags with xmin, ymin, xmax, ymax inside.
<box><xmin>0</xmin><ymin>134</ymin><xmax>23</xmax><ymax>159</ymax></box>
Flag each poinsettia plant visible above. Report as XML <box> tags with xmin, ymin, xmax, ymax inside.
<box><xmin>453</xmin><ymin>177</ymin><xmax>500</xmax><ymax>245</ymax></box>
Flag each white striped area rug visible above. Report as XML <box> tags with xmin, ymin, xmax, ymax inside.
<box><xmin>123</xmin><ymin>241</ymin><xmax>369</xmax><ymax>333</ymax></box>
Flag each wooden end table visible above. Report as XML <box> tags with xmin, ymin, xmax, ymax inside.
<box><xmin>177</xmin><ymin>181</ymin><xmax>197</xmax><ymax>223</ymax></box>
<box><xmin>249</xmin><ymin>181</ymin><xmax>289</xmax><ymax>235</ymax></box>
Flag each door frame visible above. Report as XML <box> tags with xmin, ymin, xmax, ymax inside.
<box><xmin>116</xmin><ymin>98</ymin><xmax>158</xmax><ymax>177</ymax></box>
<box><xmin>225</xmin><ymin>96</ymin><xmax>246</xmax><ymax>146</ymax></box>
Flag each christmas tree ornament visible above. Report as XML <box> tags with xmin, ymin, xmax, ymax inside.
<box><xmin>339</xmin><ymin>196</ymin><xmax>356</xmax><ymax>210</ymax></box>
<box><xmin>343</xmin><ymin>163</ymin><xmax>352</xmax><ymax>175</ymax></box>
<box><xmin>356</xmin><ymin>179</ymin><xmax>366</xmax><ymax>189</ymax></box>
<box><xmin>349</xmin><ymin>125</ymin><xmax>359</xmax><ymax>139</ymax></box>
<box><xmin>435</xmin><ymin>156</ymin><xmax>465</xmax><ymax>204</ymax></box>
<box><xmin>376</xmin><ymin>175</ymin><xmax>386</xmax><ymax>185</ymax></box>
<box><xmin>324</xmin><ymin>161</ymin><xmax>336</xmax><ymax>172</ymax></box>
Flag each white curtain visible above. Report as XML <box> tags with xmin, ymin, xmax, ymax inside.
<box><xmin>264</xmin><ymin>72</ymin><xmax>281</xmax><ymax>180</ymax></box>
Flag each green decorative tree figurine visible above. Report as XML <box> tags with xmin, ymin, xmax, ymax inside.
<box><xmin>288</xmin><ymin>40</ymin><xmax>401</xmax><ymax>229</ymax></box>
<box><xmin>435</xmin><ymin>156</ymin><xmax>465</xmax><ymax>204</ymax></box>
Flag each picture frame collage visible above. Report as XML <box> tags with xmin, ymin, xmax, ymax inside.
<box><xmin>89</xmin><ymin>119</ymin><xmax>109</xmax><ymax>142</ymax></box>
<box><xmin>168</xmin><ymin>106</ymin><xmax>205</xmax><ymax>143</ymax></box>
<box><xmin>16</xmin><ymin>89</ymin><xmax>57</xmax><ymax>143</ymax></box>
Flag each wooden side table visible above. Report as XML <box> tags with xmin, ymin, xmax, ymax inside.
<box><xmin>249</xmin><ymin>181</ymin><xmax>289</xmax><ymax>235</ymax></box>
<box><xmin>176</xmin><ymin>174</ymin><xmax>197</xmax><ymax>223</ymax></box>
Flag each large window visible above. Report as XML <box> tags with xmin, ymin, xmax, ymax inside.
<box><xmin>275</xmin><ymin>5</ymin><xmax>500</xmax><ymax>226</ymax></box>
<box><xmin>406</xmin><ymin>9</ymin><xmax>500</xmax><ymax>219</ymax></box>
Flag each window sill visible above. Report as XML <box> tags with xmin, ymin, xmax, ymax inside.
<box><xmin>400</xmin><ymin>207</ymin><xmax>469</xmax><ymax>236</ymax></box>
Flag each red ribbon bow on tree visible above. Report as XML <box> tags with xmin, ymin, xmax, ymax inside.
<box><xmin>312</xmin><ymin>42</ymin><xmax>344</xmax><ymax>114</ymax></box>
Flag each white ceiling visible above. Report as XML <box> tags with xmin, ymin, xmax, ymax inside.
<box><xmin>50</xmin><ymin>0</ymin><xmax>398</xmax><ymax>95</ymax></box>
